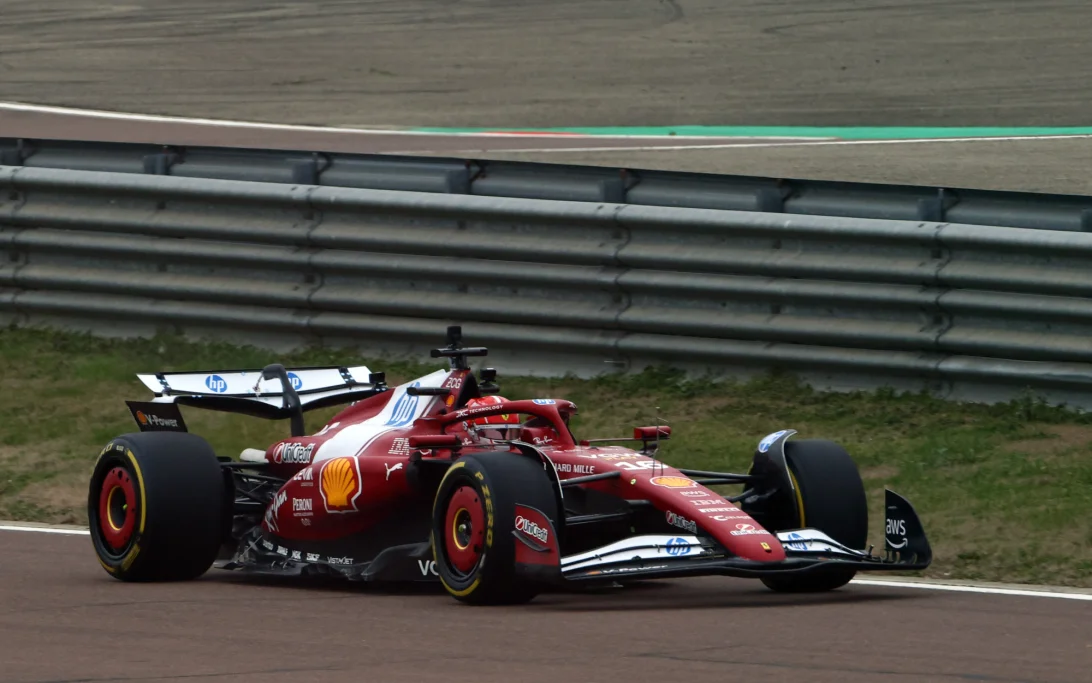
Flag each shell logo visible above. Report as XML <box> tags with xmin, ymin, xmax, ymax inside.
<box><xmin>319</xmin><ymin>457</ymin><xmax>363</xmax><ymax>513</ymax></box>
<box><xmin>650</xmin><ymin>476</ymin><xmax>697</xmax><ymax>489</ymax></box>
<box><xmin>135</xmin><ymin>411</ymin><xmax>148</xmax><ymax>425</ymax></box>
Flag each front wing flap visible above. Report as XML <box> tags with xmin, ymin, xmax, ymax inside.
<box><xmin>560</xmin><ymin>489</ymin><xmax>931</xmax><ymax>582</ymax></box>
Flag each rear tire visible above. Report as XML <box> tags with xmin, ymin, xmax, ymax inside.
<box><xmin>88</xmin><ymin>432</ymin><xmax>225</xmax><ymax>582</ymax></box>
<box><xmin>431</xmin><ymin>452</ymin><xmax>559</xmax><ymax>605</ymax></box>
<box><xmin>760</xmin><ymin>439</ymin><xmax>868</xmax><ymax>593</ymax></box>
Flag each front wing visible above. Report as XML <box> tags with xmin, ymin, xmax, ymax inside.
<box><xmin>554</xmin><ymin>488</ymin><xmax>931</xmax><ymax>583</ymax></box>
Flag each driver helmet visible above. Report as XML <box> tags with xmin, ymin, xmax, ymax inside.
<box><xmin>464</xmin><ymin>395</ymin><xmax>521</xmax><ymax>442</ymax></box>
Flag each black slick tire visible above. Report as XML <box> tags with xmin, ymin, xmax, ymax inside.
<box><xmin>761</xmin><ymin>439</ymin><xmax>868</xmax><ymax>593</ymax></box>
<box><xmin>88</xmin><ymin>432</ymin><xmax>225</xmax><ymax>582</ymax></box>
<box><xmin>431</xmin><ymin>452</ymin><xmax>559</xmax><ymax>605</ymax></box>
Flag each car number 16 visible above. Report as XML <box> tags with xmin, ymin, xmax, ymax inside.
<box><xmin>613</xmin><ymin>460</ymin><xmax>659</xmax><ymax>471</ymax></box>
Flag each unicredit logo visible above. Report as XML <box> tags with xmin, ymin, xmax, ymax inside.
<box><xmin>515</xmin><ymin>515</ymin><xmax>549</xmax><ymax>544</ymax></box>
<box><xmin>273</xmin><ymin>442</ymin><xmax>315</xmax><ymax>464</ymax></box>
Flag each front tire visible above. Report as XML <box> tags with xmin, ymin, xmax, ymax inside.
<box><xmin>431</xmin><ymin>452</ymin><xmax>559</xmax><ymax>605</ymax></box>
<box><xmin>88</xmin><ymin>432</ymin><xmax>225</xmax><ymax>582</ymax></box>
<box><xmin>760</xmin><ymin>438</ymin><xmax>868</xmax><ymax>593</ymax></box>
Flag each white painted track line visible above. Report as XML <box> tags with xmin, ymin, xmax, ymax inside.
<box><xmin>10</xmin><ymin>101</ymin><xmax>1092</xmax><ymax>156</ymax></box>
<box><xmin>3</xmin><ymin>520</ymin><xmax>1089</xmax><ymax>600</ymax></box>
<box><xmin>0</xmin><ymin>101</ymin><xmax>484</xmax><ymax>136</ymax></box>
<box><xmin>0</xmin><ymin>101</ymin><xmax>819</xmax><ymax>141</ymax></box>
<box><xmin>0</xmin><ymin>523</ymin><xmax>89</xmax><ymax>536</ymax></box>
<box><xmin>851</xmin><ymin>578</ymin><xmax>1092</xmax><ymax>601</ymax></box>
<box><xmin>431</xmin><ymin>133</ymin><xmax>1092</xmax><ymax>155</ymax></box>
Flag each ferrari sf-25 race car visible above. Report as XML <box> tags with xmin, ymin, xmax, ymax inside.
<box><xmin>89</xmin><ymin>327</ymin><xmax>932</xmax><ymax>604</ymax></box>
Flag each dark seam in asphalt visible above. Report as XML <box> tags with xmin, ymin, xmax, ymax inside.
<box><xmin>633</xmin><ymin>652</ymin><xmax>1038</xmax><ymax>683</ymax></box>
<box><xmin>30</xmin><ymin>665</ymin><xmax>347</xmax><ymax>683</ymax></box>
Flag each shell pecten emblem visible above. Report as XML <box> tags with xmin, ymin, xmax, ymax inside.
<box><xmin>649</xmin><ymin>475</ymin><xmax>697</xmax><ymax>489</ymax></box>
<box><xmin>320</xmin><ymin>457</ymin><xmax>363</xmax><ymax>513</ymax></box>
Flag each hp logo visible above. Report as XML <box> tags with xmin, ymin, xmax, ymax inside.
<box><xmin>384</xmin><ymin>382</ymin><xmax>421</xmax><ymax>427</ymax></box>
<box><xmin>665</xmin><ymin>537</ymin><xmax>691</xmax><ymax>556</ymax></box>
<box><xmin>287</xmin><ymin>372</ymin><xmax>303</xmax><ymax>391</ymax></box>
<box><xmin>205</xmin><ymin>375</ymin><xmax>228</xmax><ymax>393</ymax></box>
<box><xmin>785</xmin><ymin>532</ymin><xmax>808</xmax><ymax>551</ymax></box>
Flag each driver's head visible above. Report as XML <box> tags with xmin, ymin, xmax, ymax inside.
<box><xmin>464</xmin><ymin>395</ymin><xmax>520</xmax><ymax>442</ymax></box>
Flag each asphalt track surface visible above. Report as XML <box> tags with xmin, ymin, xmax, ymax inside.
<box><xmin>5</xmin><ymin>0</ymin><xmax>1092</xmax><ymax>193</ymax></box>
<box><xmin>4</xmin><ymin>0</ymin><xmax>1091</xmax><ymax>128</ymax></box>
<box><xmin>2</xmin><ymin>528</ymin><xmax>1090</xmax><ymax>683</ymax></box>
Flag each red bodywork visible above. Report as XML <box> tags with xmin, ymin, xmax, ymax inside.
<box><xmin>258</xmin><ymin>367</ymin><xmax>785</xmax><ymax>562</ymax></box>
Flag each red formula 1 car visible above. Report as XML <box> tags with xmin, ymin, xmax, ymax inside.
<box><xmin>88</xmin><ymin>327</ymin><xmax>931</xmax><ymax>604</ymax></box>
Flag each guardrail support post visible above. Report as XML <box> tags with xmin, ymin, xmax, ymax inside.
<box><xmin>755</xmin><ymin>187</ymin><xmax>785</xmax><ymax>213</ymax></box>
<box><xmin>292</xmin><ymin>160</ymin><xmax>318</xmax><ymax>185</ymax></box>
<box><xmin>918</xmin><ymin>188</ymin><xmax>956</xmax><ymax>222</ymax></box>
<box><xmin>446</xmin><ymin>169</ymin><xmax>471</xmax><ymax>194</ymax></box>
<box><xmin>0</xmin><ymin>139</ymin><xmax>30</xmax><ymax>166</ymax></box>
<box><xmin>0</xmin><ymin>149</ymin><xmax>22</xmax><ymax>166</ymax></box>
<box><xmin>142</xmin><ymin>153</ymin><xmax>176</xmax><ymax>175</ymax></box>
<box><xmin>601</xmin><ymin>177</ymin><xmax>625</xmax><ymax>203</ymax></box>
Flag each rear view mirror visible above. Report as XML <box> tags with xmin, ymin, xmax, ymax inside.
<box><xmin>634</xmin><ymin>426</ymin><xmax>671</xmax><ymax>440</ymax></box>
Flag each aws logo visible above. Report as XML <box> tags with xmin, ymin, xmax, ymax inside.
<box><xmin>319</xmin><ymin>457</ymin><xmax>363</xmax><ymax>514</ymax></box>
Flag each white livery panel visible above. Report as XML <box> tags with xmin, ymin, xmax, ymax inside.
<box><xmin>560</xmin><ymin>534</ymin><xmax>708</xmax><ymax>572</ymax></box>
<box><xmin>313</xmin><ymin>369</ymin><xmax>450</xmax><ymax>462</ymax></box>
<box><xmin>776</xmin><ymin>528</ymin><xmax>866</xmax><ymax>557</ymax></box>
<box><xmin>136</xmin><ymin>365</ymin><xmax>374</xmax><ymax>409</ymax></box>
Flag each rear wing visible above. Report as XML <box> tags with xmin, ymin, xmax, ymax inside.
<box><xmin>129</xmin><ymin>363</ymin><xmax>388</xmax><ymax>434</ymax></box>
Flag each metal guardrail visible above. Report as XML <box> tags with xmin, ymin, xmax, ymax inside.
<box><xmin>2</xmin><ymin>165</ymin><xmax>1092</xmax><ymax>406</ymax></box>
<box><xmin>3</xmin><ymin>137</ymin><xmax>1092</xmax><ymax>233</ymax></box>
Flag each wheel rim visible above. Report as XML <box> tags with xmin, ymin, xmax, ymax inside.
<box><xmin>98</xmin><ymin>466</ymin><xmax>137</xmax><ymax>552</ymax></box>
<box><xmin>443</xmin><ymin>485</ymin><xmax>485</xmax><ymax>574</ymax></box>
